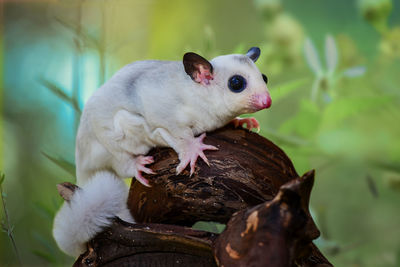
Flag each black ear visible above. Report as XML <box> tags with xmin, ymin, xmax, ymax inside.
<box><xmin>183</xmin><ymin>52</ymin><xmax>214</xmax><ymax>85</ymax></box>
<box><xmin>246</xmin><ymin>47</ymin><xmax>261</xmax><ymax>62</ymax></box>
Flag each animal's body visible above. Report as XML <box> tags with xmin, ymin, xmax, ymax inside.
<box><xmin>53</xmin><ymin>47</ymin><xmax>272</xmax><ymax>257</ymax></box>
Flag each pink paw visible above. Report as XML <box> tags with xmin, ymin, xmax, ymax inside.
<box><xmin>176</xmin><ymin>133</ymin><xmax>218</xmax><ymax>176</ymax></box>
<box><xmin>135</xmin><ymin>156</ymin><xmax>155</xmax><ymax>187</ymax></box>
<box><xmin>231</xmin><ymin>117</ymin><xmax>260</xmax><ymax>132</ymax></box>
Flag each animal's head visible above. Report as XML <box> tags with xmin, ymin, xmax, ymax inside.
<box><xmin>183</xmin><ymin>47</ymin><xmax>271</xmax><ymax>116</ymax></box>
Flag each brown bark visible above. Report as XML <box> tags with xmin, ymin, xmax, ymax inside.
<box><xmin>73</xmin><ymin>219</ymin><xmax>218</xmax><ymax>267</ymax></box>
<box><xmin>67</xmin><ymin>125</ymin><xmax>333</xmax><ymax>266</ymax></box>
<box><xmin>213</xmin><ymin>170</ymin><xmax>330</xmax><ymax>267</ymax></box>
<box><xmin>128</xmin><ymin>125</ymin><xmax>298</xmax><ymax>225</ymax></box>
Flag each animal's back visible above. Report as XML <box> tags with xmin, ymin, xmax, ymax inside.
<box><xmin>75</xmin><ymin>59</ymin><xmax>184</xmax><ymax>184</ymax></box>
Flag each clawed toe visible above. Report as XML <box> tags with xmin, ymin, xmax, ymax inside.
<box><xmin>138</xmin><ymin>165</ymin><xmax>155</xmax><ymax>175</ymax></box>
<box><xmin>135</xmin><ymin>171</ymin><xmax>151</xmax><ymax>187</ymax></box>
<box><xmin>138</xmin><ymin>156</ymin><xmax>154</xmax><ymax>165</ymax></box>
<box><xmin>231</xmin><ymin>117</ymin><xmax>260</xmax><ymax>132</ymax></box>
<box><xmin>176</xmin><ymin>156</ymin><xmax>190</xmax><ymax>175</ymax></box>
<box><xmin>135</xmin><ymin>155</ymin><xmax>155</xmax><ymax>187</ymax></box>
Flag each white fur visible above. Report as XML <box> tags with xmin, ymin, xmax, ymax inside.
<box><xmin>53</xmin><ymin>51</ymin><xmax>271</xmax><ymax>257</ymax></box>
<box><xmin>75</xmin><ymin>54</ymin><xmax>270</xmax><ymax>185</ymax></box>
<box><xmin>53</xmin><ymin>172</ymin><xmax>134</xmax><ymax>257</ymax></box>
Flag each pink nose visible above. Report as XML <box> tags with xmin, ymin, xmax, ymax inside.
<box><xmin>253</xmin><ymin>93</ymin><xmax>272</xmax><ymax>110</ymax></box>
<box><xmin>264</xmin><ymin>95</ymin><xmax>272</xmax><ymax>108</ymax></box>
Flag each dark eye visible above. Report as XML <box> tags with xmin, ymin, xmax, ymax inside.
<box><xmin>262</xmin><ymin>74</ymin><xmax>268</xmax><ymax>84</ymax></box>
<box><xmin>228</xmin><ymin>75</ymin><xmax>247</xmax><ymax>93</ymax></box>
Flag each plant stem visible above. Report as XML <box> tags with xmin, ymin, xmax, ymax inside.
<box><xmin>0</xmin><ymin>177</ymin><xmax>22</xmax><ymax>266</ymax></box>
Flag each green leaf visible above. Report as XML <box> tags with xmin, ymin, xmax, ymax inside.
<box><xmin>270</xmin><ymin>78</ymin><xmax>309</xmax><ymax>102</ymax></box>
<box><xmin>396</xmin><ymin>246</ymin><xmax>400</xmax><ymax>267</ymax></box>
<box><xmin>192</xmin><ymin>221</ymin><xmax>225</xmax><ymax>234</ymax></box>
<box><xmin>215</xmin><ymin>223</ymin><xmax>226</xmax><ymax>233</ymax></box>
<box><xmin>365</xmin><ymin>175</ymin><xmax>379</xmax><ymax>198</ymax></box>
<box><xmin>38</xmin><ymin>78</ymin><xmax>81</xmax><ymax>115</ymax></box>
<box><xmin>0</xmin><ymin>173</ymin><xmax>5</xmax><ymax>185</ymax></box>
<box><xmin>41</xmin><ymin>152</ymin><xmax>76</xmax><ymax>178</ymax></box>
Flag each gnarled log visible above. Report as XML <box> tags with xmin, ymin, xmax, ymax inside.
<box><xmin>71</xmin><ymin>174</ymin><xmax>331</xmax><ymax>267</ymax></box>
<box><xmin>213</xmin><ymin>170</ymin><xmax>330</xmax><ymax>267</ymax></box>
<box><xmin>73</xmin><ymin>219</ymin><xmax>218</xmax><ymax>267</ymax></box>
<box><xmin>128</xmin><ymin>125</ymin><xmax>299</xmax><ymax>225</ymax></box>
<box><xmin>68</xmin><ymin>126</ymin><xmax>332</xmax><ymax>266</ymax></box>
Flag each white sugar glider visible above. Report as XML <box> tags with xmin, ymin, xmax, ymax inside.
<box><xmin>53</xmin><ymin>47</ymin><xmax>272</xmax><ymax>257</ymax></box>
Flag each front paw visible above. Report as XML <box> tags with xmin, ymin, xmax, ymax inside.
<box><xmin>176</xmin><ymin>133</ymin><xmax>218</xmax><ymax>176</ymax></box>
<box><xmin>231</xmin><ymin>117</ymin><xmax>260</xmax><ymax>132</ymax></box>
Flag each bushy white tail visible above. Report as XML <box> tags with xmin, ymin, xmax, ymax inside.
<box><xmin>52</xmin><ymin>171</ymin><xmax>134</xmax><ymax>257</ymax></box>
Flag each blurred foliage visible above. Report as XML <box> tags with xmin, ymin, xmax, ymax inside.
<box><xmin>1</xmin><ymin>172</ymin><xmax>22</xmax><ymax>266</ymax></box>
<box><xmin>2</xmin><ymin>0</ymin><xmax>400</xmax><ymax>266</ymax></box>
<box><xmin>358</xmin><ymin>0</ymin><xmax>392</xmax><ymax>34</ymax></box>
<box><xmin>192</xmin><ymin>221</ymin><xmax>226</xmax><ymax>234</ymax></box>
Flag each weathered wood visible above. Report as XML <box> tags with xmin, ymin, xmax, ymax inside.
<box><xmin>296</xmin><ymin>243</ymin><xmax>333</xmax><ymax>267</ymax></box>
<box><xmin>69</xmin><ymin>126</ymin><xmax>333</xmax><ymax>266</ymax></box>
<box><xmin>128</xmin><ymin>125</ymin><xmax>299</xmax><ymax>226</ymax></box>
<box><xmin>73</xmin><ymin>218</ymin><xmax>218</xmax><ymax>267</ymax></box>
<box><xmin>72</xmin><ymin>174</ymin><xmax>332</xmax><ymax>267</ymax></box>
<box><xmin>213</xmin><ymin>170</ymin><xmax>331</xmax><ymax>267</ymax></box>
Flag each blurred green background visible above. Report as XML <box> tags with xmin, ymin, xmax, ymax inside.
<box><xmin>1</xmin><ymin>0</ymin><xmax>400</xmax><ymax>266</ymax></box>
